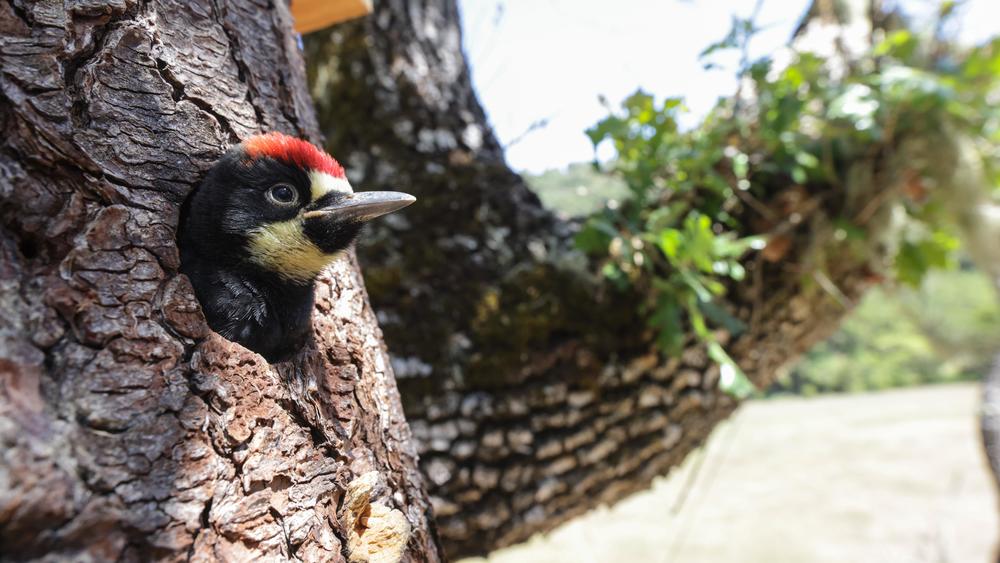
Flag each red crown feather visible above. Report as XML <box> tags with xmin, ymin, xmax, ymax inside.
<box><xmin>242</xmin><ymin>132</ymin><xmax>345</xmax><ymax>178</ymax></box>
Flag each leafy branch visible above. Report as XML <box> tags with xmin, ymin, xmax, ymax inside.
<box><xmin>577</xmin><ymin>6</ymin><xmax>1000</xmax><ymax>397</ymax></box>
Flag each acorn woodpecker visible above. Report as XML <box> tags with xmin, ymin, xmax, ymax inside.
<box><xmin>178</xmin><ymin>132</ymin><xmax>414</xmax><ymax>362</ymax></box>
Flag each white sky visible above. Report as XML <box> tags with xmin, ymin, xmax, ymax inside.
<box><xmin>459</xmin><ymin>0</ymin><xmax>999</xmax><ymax>173</ymax></box>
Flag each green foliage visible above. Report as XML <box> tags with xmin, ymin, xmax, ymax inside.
<box><xmin>895</xmin><ymin>229</ymin><xmax>960</xmax><ymax>287</ymax></box>
<box><xmin>774</xmin><ymin>268</ymin><xmax>1000</xmax><ymax>395</ymax></box>
<box><xmin>578</xmin><ymin>7</ymin><xmax>1000</xmax><ymax>396</ymax></box>
<box><xmin>578</xmin><ymin>89</ymin><xmax>763</xmax><ymax>396</ymax></box>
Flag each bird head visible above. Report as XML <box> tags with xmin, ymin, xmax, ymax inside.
<box><xmin>182</xmin><ymin>132</ymin><xmax>414</xmax><ymax>284</ymax></box>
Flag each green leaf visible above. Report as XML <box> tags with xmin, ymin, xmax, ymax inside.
<box><xmin>575</xmin><ymin>218</ymin><xmax>618</xmax><ymax>254</ymax></box>
<box><xmin>894</xmin><ymin>230</ymin><xmax>959</xmax><ymax>287</ymax></box>
<box><xmin>646</xmin><ymin>203</ymin><xmax>689</xmax><ymax>232</ymax></box>
<box><xmin>873</xmin><ymin>30</ymin><xmax>916</xmax><ymax>60</ymax></box>
<box><xmin>650</xmin><ymin>299</ymin><xmax>684</xmax><ymax>356</ymax></box>
<box><xmin>709</xmin><ymin>342</ymin><xmax>756</xmax><ymax>398</ymax></box>
<box><xmin>713</xmin><ymin>235</ymin><xmax>765</xmax><ymax>258</ymax></box>
<box><xmin>732</xmin><ymin>152</ymin><xmax>750</xmax><ymax>180</ymax></box>
<box><xmin>683</xmin><ymin>213</ymin><xmax>717</xmax><ymax>273</ymax></box>
<box><xmin>680</xmin><ymin>270</ymin><xmax>714</xmax><ymax>303</ymax></box>
<box><xmin>699</xmin><ymin>300</ymin><xmax>747</xmax><ymax>336</ymax></box>
<box><xmin>659</xmin><ymin>228</ymin><xmax>683</xmax><ymax>260</ymax></box>
<box><xmin>601</xmin><ymin>262</ymin><xmax>630</xmax><ymax>290</ymax></box>
<box><xmin>686</xmin><ymin>299</ymin><xmax>710</xmax><ymax>338</ymax></box>
<box><xmin>791</xmin><ymin>166</ymin><xmax>808</xmax><ymax>184</ymax></box>
<box><xmin>795</xmin><ymin>151</ymin><xmax>819</xmax><ymax>169</ymax></box>
<box><xmin>833</xmin><ymin>219</ymin><xmax>868</xmax><ymax>242</ymax></box>
<box><xmin>728</xmin><ymin>262</ymin><xmax>746</xmax><ymax>281</ymax></box>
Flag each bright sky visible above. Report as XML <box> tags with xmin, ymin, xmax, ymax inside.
<box><xmin>459</xmin><ymin>0</ymin><xmax>999</xmax><ymax>174</ymax></box>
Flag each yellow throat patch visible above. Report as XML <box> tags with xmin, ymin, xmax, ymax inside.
<box><xmin>247</xmin><ymin>218</ymin><xmax>338</xmax><ymax>283</ymax></box>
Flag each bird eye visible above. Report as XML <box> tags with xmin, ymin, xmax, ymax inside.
<box><xmin>266</xmin><ymin>184</ymin><xmax>298</xmax><ymax>206</ymax></box>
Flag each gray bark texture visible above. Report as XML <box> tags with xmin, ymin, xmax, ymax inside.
<box><xmin>305</xmin><ymin>0</ymin><xmax>888</xmax><ymax>557</ymax></box>
<box><xmin>984</xmin><ymin>358</ymin><xmax>1000</xmax><ymax>489</ymax></box>
<box><xmin>985</xmin><ymin>346</ymin><xmax>1000</xmax><ymax>562</ymax></box>
<box><xmin>0</xmin><ymin>1</ymin><xmax>441</xmax><ymax>561</ymax></box>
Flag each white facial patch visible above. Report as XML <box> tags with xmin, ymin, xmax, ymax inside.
<box><xmin>309</xmin><ymin>171</ymin><xmax>353</xmax><ymax>203</ymax></box>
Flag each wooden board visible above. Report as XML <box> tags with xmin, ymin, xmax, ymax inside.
<box><xmin>291</xmin><ymin>0</ymin><xmax>372</xmax><ymax>34</ymax></box>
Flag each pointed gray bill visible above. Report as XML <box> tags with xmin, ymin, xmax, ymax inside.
<box><xmin>303</xmin><ymin>191</ymin><xmax>416</xmax><ymax>223</ymax></box>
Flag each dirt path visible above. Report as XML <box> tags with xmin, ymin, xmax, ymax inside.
<box><xmin>461</xmin><ymin>383</ymin><xmax>998</xmax><ymax>563</ymax></box>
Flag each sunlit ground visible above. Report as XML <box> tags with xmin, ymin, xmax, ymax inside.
<box><xmin>461</xmin><ymin>383</ymin><xmax>997</xmax><ymax>563</ymax></box>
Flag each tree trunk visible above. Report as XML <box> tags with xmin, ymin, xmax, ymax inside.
<box><xmin>306</xmin><ymin>0</ymin><xmax>892</xmax><ymax>557</ymax></box>
<box><xmin>0</xmin><ymin>2</ymin><xmax>440</xmax><ymax>561</ymax></box>
<box><xmin>985</xmin><ymin>359</ymin><xmax>1000</xmax><ymax>488</ymax></box>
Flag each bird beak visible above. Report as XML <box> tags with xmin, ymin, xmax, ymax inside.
<box><xmin>302</xmin><ymin>191</ymin><xmax>416</xmax><ymax>223</ymax></box>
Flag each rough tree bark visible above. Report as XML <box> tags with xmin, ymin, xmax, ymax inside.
<box><xmin>0</xmin><ymin>2</ymin><xmax>441</xmax><ymax>561</ymax></box>
<box><xmin>306</xmin><ymin>0</ymin><xmax>900</xmax><ymax>557</ymax></box>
